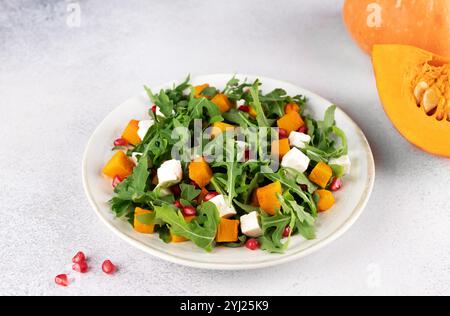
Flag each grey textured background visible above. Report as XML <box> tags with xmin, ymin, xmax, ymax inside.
<box><xmin>0</xmin><ymin>0</ymin><xmax>449</xmax><ymax>296</ymax></box>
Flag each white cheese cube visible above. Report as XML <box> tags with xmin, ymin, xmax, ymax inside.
<box><xmin>236</xmin><ymin>99</ymin><xmax>246</xmax><ymax>109</ymax></box>
<box><xmin>281</xmin><ymin>147</ymin><xmax>310</xmax><ymax>173</ymax></box>
<box><xmin>157</xmin><ymin>159</ymin><xmax>183</xmax><ymax>188</ymax></box>
<box><xmin>137</xmin><ymin>119</ymin><xmax>155</xmax><ymax>141</ymax></box>
<box><xmin>209</xmin><ymin>194</ymin><xmax>237</xmax><ymax>218</ymax></box>
<box><xmin>240</xmin><ymin>211</ymin><xmax>263</xmax><ymax>237</ymax></box>
<box><xmin>288</xmin><ymin>131</ymin><xmax>311</xmax><ymax>149</ymax></box>
<box><xmin>328</xmin><ymin>155</ymin><xmax>351</xmax><ymax>175</ymax></box>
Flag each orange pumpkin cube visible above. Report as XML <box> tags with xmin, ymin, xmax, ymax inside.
<box><xmin>315</xmin><ymin>190</ymin><xmax>335</xmax><ymax>212</ymax></box>
<box><xmin>134</xmin><ymin>207</ymin><xmax>155</xmax><ymax>234</ymax></box>
<box><xmin>171</xmin><ymin>216</ymin><xmax>196</xmax><ymax>243</ymax></box>
<box><xmin>216</xmin><ymin>218</ymin><xmax>240</xmax><ymax>243</ymax></box>
<box><xmin>277</xmin><ymin>111</ymin><xmax>305</xmax><ymax>133</ymax></box>
<box><xmin>309</xmin><ymin>162</ymin><xmax>333</xmax><ymax>188</ymax></box>
<box><xmin>194</xmin><ymin>84</ymin><xmax>209</xmax><ymax>98</ymax></box>
<box><xmin>211</xmin><ymin>93</ymin><xmax>233</xmax><ymax>113</ymax></box>
<box><xmin>210</xmin><ymin>121</ymin><xmax>234</xmax><ymax>138</ymax></box>
<box><xmin>256</xmin><ymin>181</ymin><xmax>283</xmax><ymax>215</ymax></box>
<box><xmin>285</xmin><ymin>103</ymin><xmax>300</xmax><ymax>114</ymax></box>
<box><xmin>189</xmin><ymin>157</ymin><xmax>213</xmax><ymax>188</ymax></box>
<box><xmin>272</xmin><ymin>139</ymin><xmax>290</xmax><ymax>158</ymax></box>
<box><xmin>102</xmin><ymin>151</ymin><xmax>135</xmax><ymax>179</ymax></box>
<box><xmin>121</xmin><ymin>119</ymin><xmax>141</xmax><ymax>145</ymax></box>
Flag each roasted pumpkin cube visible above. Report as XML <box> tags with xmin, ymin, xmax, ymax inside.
<box><xmin>285</xmin><ymin>103</ymin><xmax>300</xmax><ymax>114</ymax></box>
<box><xmin>315</xmin><ymin>190</ymin><xmax>335</xmax><ymax>212</ymax></box>
<box><xmin>121</xmin><ymin>119</ymin><xmax>141</xmax><ymax>145</ymax></box>
<box><xmin>171</xmin><ymin>216</ymin><xmax>196</xmax><ymax>243</ymax></box>
<box><xmin>211</xmin><ymin>93</ymin><xmax>233</xmax><ymax>113</ymax></box>
<box><xmin>193</xmin><ymin>84</ymin><xmax>209</xmax><ymax>98</ymax></box>
<box><xmin>249</xmin><ymin>106</ymin><xmax>257</xmax><ymax>118</ymax></box>
<box><xmin>256</xmin><ymin>181</ymin><xmax>283</xmax><ymax>215</ymax></box>
<box><xmin>134</xmin><ymin>207</ymin><xmax>155</xmax><ymax>234</ymax></box>
<box><xmin>277</xmin><ymin>111</ymin><xmax>305</xmax><ymax>133</ymax></box>
<box><xmin>189</xmin><ymin>157</ymin><xmax>213</xmax><ymax>188</ymax></box>
<box><xmin>272</xmin><ymin>139</ymin><xmax>291</xmax><ymax>158</ymax></box>
<box><xmin>102</xmin><ymin>151</ymin><xmax>135</xmax><ymax>179</ymax></box>
<box><xmin>309</xmin><ymin>162</ymin><xmax>333</xmax><ymax>188</ymax></box>
<box><xmin>216</xmin><ymin>218</ymin><xmax>240</xmax><ymax>243</ymax></box>
<box><xmin>210</xmin><ymin>122</ymin><xmax>234</xmax><ymax>138</ymax></box>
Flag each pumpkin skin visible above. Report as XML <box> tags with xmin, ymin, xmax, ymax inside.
<box><xmin>343</xmin><ymin>0</ymin><xmax>450</xmax><ymax>58</ymax></box>
<box><xmin>372</xmin><ymin>44</ymin><xmax>450</xmax><ymax>157</ymax></box>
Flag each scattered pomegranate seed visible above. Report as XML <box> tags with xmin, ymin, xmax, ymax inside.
<box><xmin>245</xmin><ymin>238</ymin><xmax>260</xmax><ymax>251</ymax></box>
<box><xmin>55</xmin><ymin>274</ymin><xmax>69</xmax><ymax>287</ymax></box>
<box><xmin>170</xmin><ymin>185</ymin><xmax>181</xmax><ymax>197</ymax></box>
<box><xmin>182</xmin><ymin>205</ymin><xmax>197</xmax><ymax>217</ymax></box>
<box><xmin>72</xmin><ymin>251</ymin><xmax>86</xmax><ymax>264</ymax></box>
<box><xmin>204</xmin><ymin>192</ymin><xmax>219</xmax><ymax>202</ymax></box>
<box><xmin>174</xmin><ymin>200</ymin><xmax>183</xmax><ymax>209</ymax></box>
<box><xmin>151</xmin><ymin>105</ymin><xmax>157</xmax><ymax>113</ymax></box>
<box><xmin>102</xmin><ymin>260</ymin><xmax>116</xmax><ymax>275</ymax></box>
<box><xmin>72</xmin><ymin>261</ymin><xmax>89</xmax><ymax>274</ymax></box>
<box><xmin>112</xmin><ymin>176</ymin><xmax>124</xmax><ymax>188</ymax></box>
<box><xmin>283</xmin><ymin>226</ymin><xmax>291</xmax><ymax>238</ymax></box>
<box><xmin>238</xmin><ymin>105</ymin><xmax>250</xmax><ymax>113</ymax></box>
<box><xmin>113</xmin><ymin>138</ymin><xmax>129</xmax><ymax>147</ymax></box>
<box><xmin>298</xmin><ymin>126</ymin><xmax>308</xmax><ymax>134</ymax></box>
<box><xmin>330</xmin><ymin>178</ymin><xmax>343</xmax><ymax>192</ymax></box>
<box><xmin>279</xmin><ymin>128</ymin><xmax>289</xmax><ymax>139</ymax></box>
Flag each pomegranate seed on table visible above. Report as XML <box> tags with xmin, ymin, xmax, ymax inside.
<box><xmin>204</xmin><ymin>192</ymin><xmax>219</xmax><ymax>202</ymax></box>
<box><xmin>113</xmin><ymin>138</ymin><xmax>129</xmax><ymax>147</ymax></box>
<box><xmin>238</xmin><ymin>105</ymin><xmax>250</xmax><ymax>113</ymax></box>
<box><xmin>72</xmin><ymin>251</ymin><xmax>86</xmax><ymax>264</ymax></box>
<box><xmin>245</xmin><ymin>238</ymin><xmax>260</xmax><ymax>251</ymax></box>
<box><xmin>182</xmin><ymin>205</ymin><xmax>197</xmax><ymax>217</ymax></box>
<box><xmin>173</xmin><ymin>200</ymin><xmax>183</xmax><ymax>209</ymax></box>
<box><xmin>330</xmin><ymin>178</ymin><xmax>343</xmax><ymax>192</ymax></box>
<box><xmin>279</xmin><ymin>128</ymin><xmax>289</xmax><ymax>139</ymax></box>
<box><xmin>112</xmin><ymin>176</ymin><xmax>124</xmax><ymax>188</ymax></box>
<box><xmin>55</xmin><ymin>274</ymin><xmax>69</xmax><ymax>287</ymax></box>
<box><xmin>102</xmin><ymin>260</ymin><xmax>117</xmax><ymax>275</ymax></box>
<box><xmin>298</xmin><ymin>125</ymin><xmax>308</xmax><ymax>134</ymax></box>
<box><xmin>72</xmin><ymin>261</ymin><xmax>89</xmax><ymax>274</ymax></box>
<box><xmin>283</xmin><ymin>226</ymin><xmax>291</xmax><ymax>238</ymax></box>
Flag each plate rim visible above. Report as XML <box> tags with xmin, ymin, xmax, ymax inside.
<box><xmin>82</xmin><ymin>74</ymin><xmax>376</xmax><ymax>270</ymax></box>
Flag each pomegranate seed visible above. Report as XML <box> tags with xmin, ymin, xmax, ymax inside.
<box><xmin>245</xmin><ymin>149</ymin><xmax>251</xmax><ymax>161</ymax></box>
<box><xmin>72</xmin><ymin>251</ymin><xmax>86</xmax><ymax>264</ymax></box>
<box><xmin>55</xmin><ymin>274</ymin><xmax>69</xmax><ymax>287</ymax></box>
<box><xmin>279</xmin><ymin>128</ymin><xmax>289</xmax><ymax>139</ymax></box>
<box><xmin>151</xmin><ymin>105</ymin><xmax>157</xmax><ymax>113</ymax></box>
<box><xmin>330</xmin><ymin>178</ymin><xmax>343</xmax><ymax>192</ymax></box>
<box><xmin>300</xmin><ymin>184</ymin><xmax>308</xmax><ymax>192</ymax></box>
<box><xmin>283</xmin><ymin>226</ymin><xmax>291</xmax><ymax>238</ymax></box>
<box><xmin>113</xmin><ymin>138</ymin><xmax>129</xmax><ymax>147</ymax></box>
<box><xmin>170</xmin><ymin>185</ymin><xmax>181</xmax><ymax>197</ymax></box>
<box><xmin>173</xmin><ymin>200</ymin><xmax>183</xmax><ymax>209</ymax></box>
<box><xmin>182</xmin><ymin>205</ymin><xmax>197</xmax><ymax>217</ymax></box>
<box><xmin>204</xmin><ymin>192</ymin><xmax>219</xmax><ymax>202</ymax></box>
<box><xmin>239</xmin><ymin>105</ymin><xmax>250</xmax><ymax>113</ymax></box>
<box><xmin>102</xmin><ymin>260</ymin><xmax>116</xmax><ymax>275</ymax></box>
<box><xmin>245</xmin><ymin>238</ymin><xmax>260</xmax><ymax>251</ymax></box>
<box><xmin>72</xmin><ymin>261</ymin><xmax>89</xmax><ymax>273</ymax></box>
<box><xmin>298</xmin><ymin>126</ymin><xmax>308</xmax><ymax>134</ymax></box>
<box><xmin>112</xmin><ymin>176</ymin><xmax>124</xmax><ymax>188</ymax></box>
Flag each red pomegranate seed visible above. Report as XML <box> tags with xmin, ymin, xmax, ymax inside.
<box><xmin>112</xmin><ymin>176</ymin><xmax>124</xmax><ymax>188</ymax></box>
<box><xmin>283</xmin><ymin>226</ymin><xmax>291</xmax><ymax>238</ymax></box>
<box><xmin>300</xmin><ymin>184</ymin><xmax>308</xmax><ymax>192</ymax></box>
<box><xmin>102</xmin><ymin>260</ymin><xmax>116</xmax><ymax>275</ymax></box>
<box><xmin>330</xmin><ymin>178</ymin><xmax>343</xmax><ymax>192</ymax></box>
<box><xmin>170</xmin><ymin>185</ymin><xmax>181</xmax><ymax>197</ymax></box>
<box><xmin>245</xmin><ymin>149</ymin><xmax>252</xmax><ymax>161</ymax></box>
<box><xmin>113</xmin><ymin>138</ymin><xmax>129</xmax><ymax>147</ymax></box>
<box><xmin>298</xmin><ymin>125</ymin><xmax>308</xmax><ymax>134</ymax></box>
<box><xmin>55</xmin><ymin>274</ymin><xmax>69</xmax><ymax>287</ymax></box>
<box><xmin>279</xmin><ymin>128</ymin><xmax>289</xmax><ymax>139</ymax></box>
<box><xmin>239</xmin><ymin>105</ymin><xmax>250</xmax><ymax>113</ymax></box>
<box><xmin>182</xmin><ymin>205</ymin><xmax>197</xmax><ymax>217</ymax></box>
<box><xmin>151</xmin><ymin>105</ymin><xmax>157</xmax><ymax>113</ymax></box>
<box><xmin>72</xmin><ymin>261</ymin><xmax>89</xmax><ymax>274</ymax></box>
<box><xmin>204</xmin><ymin>192</ymin><xmax>219</xmax><ymax>202</ymax></box>
<box><xmin>174</xmin><ymin>200</ymin><xmax>183</xmax><ymax>209</ymax></box>
<box><xmin>72</xmin><ymin>251</ymin><xmax>86</xmax><ymax>264</ymax></box>
<box><xmin>245</xmin><ymin>238</ymin><xmax>260</xmax><ymax>251</ymax></box>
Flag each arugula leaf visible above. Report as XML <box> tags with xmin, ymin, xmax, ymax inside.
<box><xmin>144</xmin><ymin>86</ymin><xmax>175</xmax><ymax>118</ymax></box>
<box><xmin>258</xmin><ymin>211</ymin><xmax>291</xmax><ymax>253</ymax></box>
<box><xmin>234</xmin><ymin>200</ymin><xmax>260</xmax><ymax>213</ymax></box>
<box><xmin>188</xmin><ymin>97</ymin><xmax>223</xmax><ymax>124</ymax></box>
<box><xmin>180</xmin><ymin>183</ymin><xmax>201</xmax><ymax>201</ymax></box>
<box><xmin>249</xmin><ymin>81</ymin><xmax>270</xmax><ymax>127</ymax></box>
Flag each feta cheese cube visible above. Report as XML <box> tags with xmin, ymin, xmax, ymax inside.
<box><xmin>236</xmin><ymin>99</ymin><xmax>246</xmax><ymax>109</ymax></box>
<box><xmin>137</xmin><ymin>119</ymin><xmax>155</xmax><ymax>141</ymax></box>
<box><xmin>281</xmin><ymin>147</ymin><xmax>310</xmax><ymax>173</ymax></box>
<box><xmin>328</xmin><ymin>155</ymin><xmax>351</xmax><ymax>175</ymax></box>
<box><xmin>240</xmin><ymin>211</ymin><xmax>263</xmax><ymax>237</ymax></box>
<box><xmin>209</xmin><ymin>194</ymin><xmax>237</xmax><ymax>218</ymax></box>
<box><xmin>157</xmin><ymin>159</ymin><xmax>183</xmax><ymax>188</ymax></box>
<box><xmin>288</xmin><ymin>131</ymin><xmax>311</xmax><ymax>149</ymax></box>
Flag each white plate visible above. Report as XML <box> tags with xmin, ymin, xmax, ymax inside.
<box><xmin>82</xmin><ymin>74</ymin><xmax>375</xmax><ymax>270</ymax></box>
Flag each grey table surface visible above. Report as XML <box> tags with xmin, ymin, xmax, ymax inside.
<box><xmin>1</xmin><ymin>0</ymin><xmax>449</xmax><ymax>296</ymax></box>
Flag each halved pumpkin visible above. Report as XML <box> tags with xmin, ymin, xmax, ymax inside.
<box><xmin>372</xmin><ymin>44</ymin><xmax>450</xmax><ymax>157</ymax></box>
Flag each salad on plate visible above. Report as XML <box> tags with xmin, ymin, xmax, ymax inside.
<box><xmin>102</xmin><ymin>76</ymin><xmax>351</xmax><ymax>253</ymax></box>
